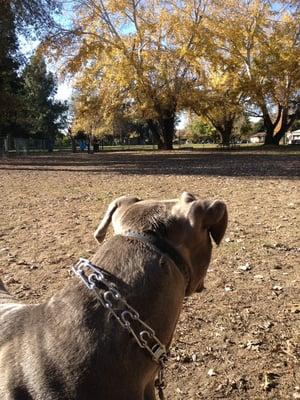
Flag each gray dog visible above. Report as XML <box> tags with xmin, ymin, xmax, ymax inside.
<box><xmin>0</xmin><ymin>192</ymin><xmax>227</xmax><ymax>400</ymax></box>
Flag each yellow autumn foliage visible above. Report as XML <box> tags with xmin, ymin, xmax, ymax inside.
<box><xmin>45</xmin><ymin>0</ymin><xmax>300</xmax><ymax>146</ymax></box>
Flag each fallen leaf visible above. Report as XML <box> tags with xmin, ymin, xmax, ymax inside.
<box><xmin>263</xmin><ymin>372</ymin><xmax>279</xmax><ymax>391</ymax></box>
<box><xmin>208</xmin><ymin>368</ymin><xmax>217</xmax><ymax>376</ymax></box>
<box><xmin>238</xmin><ymin>263</ymin><xmax>252</xmax><ymax>271</ymax></box>
<box><xmin>246</xmin><ymin>339</ymin><xmax>263</xmax><ymax>350</ymax></box>
<box><xmin>272</xmin><ymin>285</ymin><xmax>283</xmax><ymax>291</ymax></box>
<box><xmin>282</xmin><ymin>340</ymin><xmax>299</xmax><ymax>361</ymax></box>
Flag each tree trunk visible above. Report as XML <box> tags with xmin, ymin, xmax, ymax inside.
<box><xmin>147</xmin><ymin>114</ymin><xmax>175</xmax><ymax>150</ymax></box>
<box><xmin>0</xmin><ymin>137</ymin><xmax>6</xmax><ymax>157</ymax></box>
<box><xmin>262</xmin><ymin>105</ymin><xmax>293</xmax><ymax>145</ymax></box>
<box><xmin>71</xmin><ymin>137</ymin><xmax>77</xmax><ymax>152</ymax></box>
<box><xmin>265</xmin><ymin>131</ymin><xmax>288</xmax><ymax>145</ymax></box>
<box><xmin>220</xmin><ymin>130</ymin><xmax>231</xmax><ymax>146</ymax></box>
<box><xmin>209</xmin><ymin>115</ymin><xmax>235</xmax><ymax>147</ymax></box>
<box><xmin>264</xmin><ymin>123</ymin><xmax>289</xmax><ymax>145</ymax></box>
<box><xmin>264</xmin><ymin>131</ymin><xmax>279</xmax><ymax>145</ymax></box>
<box><xmin>216</xmin><ymin>123</ymin><xmax>233</xmax><ymax>146</ymax></box>
<box><xmin>146</xmin><ymin>119</ymin><xmax>164</xmax><ymax>149</ymax></box>
<box><xmin>263</xmin><ymin>110</ymin><xmax>283</xmax><ymax>145</ymax></box>
<box><xmin>160</xmin><ymin>115</ymin><xmax>175</xmax><ymax>150</ymax></box>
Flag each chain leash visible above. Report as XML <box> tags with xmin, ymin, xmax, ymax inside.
<box><xmin>155</xmin><ymin>362</ymin><xmax>166</xmax><ymax>400</ymax></box>
<box><xmin>72</xmin><ymin>258</ymin><xmax>167</xmax><ymax>397</ymax></box>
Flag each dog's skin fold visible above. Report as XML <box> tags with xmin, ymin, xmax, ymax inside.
<box><xmin>0</xmin><ymin>192</ymin><xmax>227</xmax><ymax>400</ymax></box>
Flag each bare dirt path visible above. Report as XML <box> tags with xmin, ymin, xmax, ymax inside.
<box><xmin>0</xmin><ymin>150</ymin><xmax>299</xmax><ymax>399</ymax></box>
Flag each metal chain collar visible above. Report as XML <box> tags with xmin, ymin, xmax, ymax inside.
<box><xmin>72</xmin><ymin>258</ymin><xmax>167</xmax><ymax>398</ymax></box>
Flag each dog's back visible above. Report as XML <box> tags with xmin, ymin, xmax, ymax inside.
<box><xmin>0</xmin><ymin>192</ymin><xmax>228</xmax><ymax>399</ymax></box>
<box><xmin>0</xmin><ymin>236</ymin><xmax>185</xmax><ymax>400</ymax></box>
<box><xmin>0</xmin><ymin>278</ymin><xmax>82</xmax><ymax>400</ymax></box>
<box><xmin>0</xmin><ymin>279</ymin><xmax>24</xmax><ymax>329</ymax></box>
<box><xmin>0</xmin><ymin>279</ymin><xmax>31</xmax><ymax>347</ymax></box>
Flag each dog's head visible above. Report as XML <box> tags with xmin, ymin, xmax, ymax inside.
<box><xmin>94</xmin><ymin>192</ymin><xmax>227</xmax><ymax>296</ymax></box>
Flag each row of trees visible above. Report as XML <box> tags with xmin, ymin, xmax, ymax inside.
<box><xmin>46</xmin><ymin>0</ymin><xmax>300</xmax><ymax>149</ymax></box>
<box><xmin>0</xmin><ymin>1</ymin><xmax>67</xmax><ymax>153</ymax></box>
<box><xmin>185</xmin><ymin>114</ymin><xmax>284</xmax><ymax>144</ymax></box>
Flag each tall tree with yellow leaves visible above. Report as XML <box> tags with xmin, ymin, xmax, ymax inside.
<box><xmin>210</xmin><ymin>0</ymin><xmax>300</xmax><ymax>145</ymax></box>
<box><xmin>47</xmin><ymin>0</ymin><xmax>209</xmax><ymax>149</ymax></box>
<box><xmin>188</xmin><ymin>65</ymin><xmax>246</xmax><ymax>145</ymax></box>
<box><xmin>47</xmin><ymin>0</ymin><xmax>300</xmax><ymax>147</ymax></box>
<box><xmin>176</xmin><ymin>2</ymin><xmax>247</xmax><ymax>146</ymax></box>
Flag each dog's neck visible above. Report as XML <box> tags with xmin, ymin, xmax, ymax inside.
<box><xmin>122</xmin><ymin>230</ymin><xmax>191</xmax><ymax>294</ymax></box>
<box><xmin>72</xmin><ymin>234</ymin><xmax>188</xmax><ymax>348</ymax></box>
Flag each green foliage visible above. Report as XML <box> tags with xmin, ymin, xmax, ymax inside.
<box><xmin>0</xmin><ymin>2</ymin><xmax>23</xmax><ymax>137</ymax></box>
<box><xmin>11</xmin><ymin>0</ymin><xmax>62</xmax><ymax>38</ymax></box>
<box><xmin>291</xmin><ymin>119</ymin><xmax>300</xmax><ymax>131</ymax></box>
<box><xmin>251</xmin><ymin>118</ymin><xmax>265</xmax><ymax>134</ymax></box>
<box><xmin>0</xmin><ymin>0</ymin><xmax>64</xmax><ymax>146</ymax></box>
<box><xmin>186</xmin><ymin>117</ymin><xmax>217</xmax><ymax>143</ymax></box>
<box><xmin>21</xmin><ymin>52</ymin><xmax>68</xmax><ymax>139</ymax></box>
<box><xmin>240</xmin><ymin>116</ymin><xmax>253</xmax><ymax>137</ymax></box>
<box><xmin>55</xmin><ymin>132</ymin><xmax>71</xmax><ymax>148</ymax></box>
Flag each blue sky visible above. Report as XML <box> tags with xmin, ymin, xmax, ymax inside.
<box><xmin>20</xmin><ymin>35</ymin><xmax>73</xmax><ymax>101</ymax></box>
<box><xmin>19</xmin><ymin>3</ymin><xmax>74</xmax><ymax>102</ymax></box>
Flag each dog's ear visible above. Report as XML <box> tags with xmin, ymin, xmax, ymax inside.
<box><xmin>180</xmin><ymin>191</ymin><xmax>196</xmax><ymax>203</ymax></box>
<box><xmin>204</xmin><ymin>201</ymin><xmax>228</xmax><ymax>245</ymax></box>
<box><xmin>94</xmin><ymin>196</ymin><xmax>140</xmax><ymax>243</ymax></box>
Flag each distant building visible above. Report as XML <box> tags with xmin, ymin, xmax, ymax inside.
<box><xmin>249</xmin><ymin>132</ymin><xmax>266</xmax><ymax>144</ymax></box>
<box><xmin>174</xmin><ymin>129</ymin><xmax>187</xmax><ymax>144</ymax></box>
<box><xmin>287</xmin><ymin>130</ymin><xmax>300</xmax><ymax>145</ymax></box>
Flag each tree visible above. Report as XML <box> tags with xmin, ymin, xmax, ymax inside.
<box><xmin>0</xmin><ymin>0</ymin><xmax>63</xmax><ymax>154</ymax></box>
<box><xmin>291</xmin><ymin>119</ymin><xmax>300</xmax><ymax>131</ymax></box>
<box><xmin>239</xmin><ymin>115</ymin><xmax>253</xmax><ymax>139</ymax></box>
<box><xmin>189</xmin><ymin>68</ymin><xmax>245</xmax><ymax>145</ymax></box>
<box><xmin>10</xmin><ymin>0</ymin><xmax>61</xmax><ymax>38</ymax></box>
<box><xmin>22</xmin><ymin>52</ymin><xmax>68</xmax><ymax>150</ymax></box>
<box><xmin>251</xmin><ymin>118</ymin><xmax>265</xmax><ymax>134</ymax></box>
<box><xmin>0</xmin><ymin>2</ymin><xmax>23</xmax><ymax>153</ymax></box>
<box><xmin>210</xmin><ymin>0</ymin><xmax>300</xmax><ymax>145</ymax></box>
<box><xmin>71</xmin><ymin>87</ymin><xmax>151</xmax><ymax>146</ymax></box>
<box><xmin>176</xmin><ymin>2</ymin><xmax>249</xmax><ymax>146</ymax></box>
<box><xmin>186</xmin><ymin>115</ymin><xmax>217</xmax><ymax>143</ymax></box>
<box><xmin>47</xmin><ymin>0</ymin><xmax>207</xmax><ymax>149</ymax></box>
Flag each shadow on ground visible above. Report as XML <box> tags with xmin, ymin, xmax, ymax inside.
<box><xmin>0</xmin><ymin>151</ymin><xmax>299</xmax><ymax>178</ymax></box>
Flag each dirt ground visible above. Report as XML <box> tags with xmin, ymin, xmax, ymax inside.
<box><xmin>0</xmin><ymin>149</ymin><xmax>299</xmax><ymax>400</ymax></box>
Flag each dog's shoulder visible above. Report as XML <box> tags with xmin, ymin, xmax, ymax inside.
<box><xmin>0</xmin><ymin>302</ymin><xmax>37</xmax><ymax>345</ymax></box>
